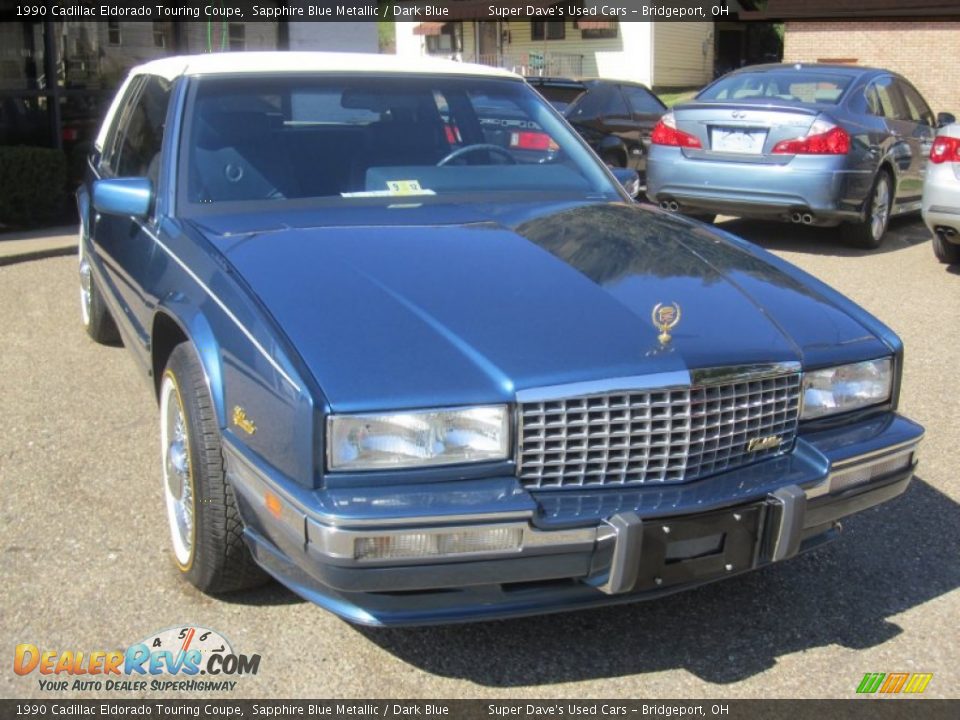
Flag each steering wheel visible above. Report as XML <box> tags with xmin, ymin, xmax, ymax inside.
<box><xmin>437</xmin><ymin>144</ymin><xmax>517</xmax><ymax>167</ymax></box>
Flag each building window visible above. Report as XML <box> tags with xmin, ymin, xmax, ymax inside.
<box><xmin>531</xmin><ymin>21</ymin><xmax>565</xmax><ymax>41</ymax></box>
<box><xmin>153</xmin><ymin>22</ymin><xmax>168</xmax><ymax>48</ymax></box>
<box><xmin>228</xmin><ymin>23</ymin><xmax>245</xmax><ymax>50</ymax></box>
<box><xmin>576</xmin><ymin>22</ymin><xmax>618</xmax><ymax>40</ymax></box>
<box><xmin>107</xmin><ymin>21</ymin><xmax>121</xmax><ymax>46</ymax></box>
<box><xmin>425</xmin><ymin>23</ymin><xmax>459</xmax><ymax>54</ymax></box>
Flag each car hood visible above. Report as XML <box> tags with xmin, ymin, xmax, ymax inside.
<box><xmin>194</xmin><ymin>202</ymin><xmax>889</xmax><ymax>411</ymax></box>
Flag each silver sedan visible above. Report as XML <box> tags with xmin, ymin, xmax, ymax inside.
<box><xmin>922</xmin><ymin>123</ymin><xmax>960</xmax><ymax>263</ymax></box>
<box><xmin>646</xmin><ymin>64</ymin><xmax>952</xmax><ymax>249</ymax></box>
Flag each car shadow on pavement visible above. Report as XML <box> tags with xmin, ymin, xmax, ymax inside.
<box><xmin>716</xmin><ymin>216</ymin><xmax>931</xmax><ymax>257</ymax></box>
<box><xmin>358</xmin><ymin>477</ymin><xmax>959</xmax><ymax>686</ymax></box>
<box><xmin>212</xmin><ymin>581</ymin><xmax>304</xmax><ymax>607</ymax></box>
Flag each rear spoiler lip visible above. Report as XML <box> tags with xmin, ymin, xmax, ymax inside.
<box><xmin>673</xmin><ymin>101</ymin><xmax>825</xmax><ymax>116</ymax></box>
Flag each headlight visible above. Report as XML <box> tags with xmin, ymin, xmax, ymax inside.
<box><xmin>328</xmin><ymin>405</ymin><xmax>510</xmax><ymax>471</ymax></box>
<box><xmin>801</xmin><ymin>358</ymin><xmax>893</xmax><ymax>420</ymax></box>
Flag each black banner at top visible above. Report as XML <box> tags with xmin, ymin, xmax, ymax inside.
<box><xmin>4</xmin><ymin>1</ymin><xmax>960</xmax><ymax>22</ymax></box>
<box><xmin>0</xmin><ymin>1</ymin><xmax>746</xmax><ymax>23</ymax></box>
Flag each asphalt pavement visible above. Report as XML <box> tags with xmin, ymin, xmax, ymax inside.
<box><xmin>1</xmin><ymin>216</ymin><xmax>958</xmax><ymax>699</ymax></box>
<box><xmin>0</xmin><ymin>226</ymin><xmax>76</xmax><ymax>266</ymax></box>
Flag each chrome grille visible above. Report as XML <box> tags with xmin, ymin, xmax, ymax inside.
<box><xmin>517</xmin><ymin>370</ymin><xmax>801</xmax><ymax>490</ymax></box>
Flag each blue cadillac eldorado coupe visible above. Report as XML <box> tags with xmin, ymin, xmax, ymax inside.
<box><xmin>77</xmin><ymin>53</ymin><xmax>924</xmax><ymax>626</ymax></box>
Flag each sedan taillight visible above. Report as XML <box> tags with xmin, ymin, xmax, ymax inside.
<box><xmin>772</xmin><ymin>118</ymin><xmax>850</xmax><ymax>155</ymax></box>
<box><xmin>510</xmin><ymin>131</ymin><xmax>558</xmax><ymax>151</ymax></box>
<box><xmin>930</xmin><ymin>135</ymin><xmax>960</xmax><ymax>164</ymax></box>
<box><xmin>651</xmin><ymin>112</ymin><xmax>702</xmax><ymax>149</ymax></box>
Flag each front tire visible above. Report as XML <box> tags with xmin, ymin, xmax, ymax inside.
<box><xmin>849</xmin><ymin>170</ymin><xmax>892</xmax><ymax>249</ymax></box>
<box><xmin>79</xmin><ymin>235</ymin><xmax>120</xmax><ymax>344</ymax></box>
<box><xmin>932</xmin><ymin>230</ymin><xmax>960</xmax><ymax>264</ymax></box>
<box><xmin>160</xmin><ymin>343</ymin><xmax>268</xmax><ymax>594</ymax></box>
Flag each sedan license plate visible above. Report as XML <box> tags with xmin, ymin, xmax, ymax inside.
<box><xmin>710</xmin><ymin>127</ymin><xmax>767</xmax><ymax>154</ymax></box>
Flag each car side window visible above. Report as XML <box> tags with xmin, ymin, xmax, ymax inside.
<box><xmin>567</xmin><ymin>87</ymin><xmax>605</xmax><ymax>121</ymax></box>
<box><xmin>601</xmin><ymin>87</ymin><xmax>630</xmax><ymax>119</ymax></box>
<box><xmin>99</xmin><ymin>77</ymin><xmax>144</xmax><ymax>176</ymax></box>
<box><xmin>113</xmin><ymin>75</ymin><xmax>172</xmax><ymax>183</ymax></box>
<box><xmin>621</xmin><ymin>85</ymin><xmax>665</xmax><ymax>116</ymax></box>
<box><xmin>864</xmin><ymin>85</ymin><xmax>883</xmax><ymax>116</ymax></box>
<box><xmin>871</xmin><ymin>77</ymin><xmax>909</xmax><ymax>121</ymax></box>
<box><xmin>898</xmin><ymin>80</ymin><xmax>935</xmax><ymax>126</ymax></box>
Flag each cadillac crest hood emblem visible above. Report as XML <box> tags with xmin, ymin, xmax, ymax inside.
<box><xmin>652</xmin><ymin>302</ymin><xmax>682</xmax><ymax>344</ymax></box>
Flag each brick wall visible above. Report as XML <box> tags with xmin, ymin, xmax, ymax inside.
<box><xmin>782</xmin><ymin>21</ymin><xmax>960</xmax><ymax>116</ymax></box>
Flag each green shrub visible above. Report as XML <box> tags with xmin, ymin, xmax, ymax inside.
<box><xmin>0</xmin><ymin>146</ymin><xmax>68</xmax><ymax>228</ymax></box>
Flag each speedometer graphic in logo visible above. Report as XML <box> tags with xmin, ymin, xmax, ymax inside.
<box><xmin>137</xmin><ymin>625</ymin><xmax>233</xmax><ymax>673</ymax></box>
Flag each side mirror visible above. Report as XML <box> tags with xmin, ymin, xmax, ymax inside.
<box><xmin>937</xmin><ymin>112</ymin><xmax>956</xmax><ymax>128</ymax></box>
<box><xmin>92</xmin><ymin>177</ymin><xmax>153</xmax><ymax>218</ymax></box>
<box><xmin>610</xmin><ymin>167</ymin><xmax>641</xmax><ymax>199</ymax></box>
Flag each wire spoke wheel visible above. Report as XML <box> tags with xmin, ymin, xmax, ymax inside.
<box><xmin>159</xmin><ymin>344</ymin><xmax>268</xmax><ymax>593</ymax></box>
<box><xmin>79</xmin><ymin>255</ymin><xmax>92</xmax><ymax>326</ymax></box>
<box><xmin>160</xmin><ymin>373</ymin><xmax>195</xmax><ymax>569</ymax></box>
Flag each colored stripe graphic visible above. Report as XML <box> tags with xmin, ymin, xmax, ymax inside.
<box><xmin>856</xmin><ymin>672</ymin><xmax>933</xmax><ymax>694</ymax></box>
<box><xmin>880</xmin><ymin>673</ymin><xmax>909</xmax><ymax>693</ymax></box>
<box><xmin>903</xmin><ymin>673</ymin><xmax>933</xmax><ymax>694</ymax></box>
<box><xmin>857</xmin><ymin>673</ymin><xmax>885</xmax><ymax>693</ymax></box>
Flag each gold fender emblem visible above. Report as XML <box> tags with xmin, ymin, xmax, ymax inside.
<box><xmin>747</xmin><ymin>435</ymin><xmax>781</xmax><ymax>453</ymax></box>
<box><xmin>651</xmin><ymin>302</ymin><xmax>682</xmax><ymax>344</ymax></box>
<box><xmin>232</xmin><ymin>406</ymin><xmax>257</xmax><ymax>435</ymax></box>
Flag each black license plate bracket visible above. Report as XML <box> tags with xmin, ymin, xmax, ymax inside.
<box><xmin>634</xmin><ymin>505</ymin><xmax>762</xmax><ymax>591</ymax></box>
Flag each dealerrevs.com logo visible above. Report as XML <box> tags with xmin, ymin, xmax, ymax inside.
<box><xmin>14</xmin><ymin>626</ymin><xmax>260</xmax><ymax>693</ymax></box>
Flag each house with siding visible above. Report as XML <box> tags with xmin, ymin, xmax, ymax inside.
<box><xmin>395</xmin><ymin>20</ymin><xmax>715</xmax><ymax>90</ymax></box>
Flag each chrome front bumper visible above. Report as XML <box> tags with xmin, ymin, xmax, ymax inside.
<box><xmin>223</xmin><ymin>413</ymin><xmax>923</xmax><ymax>624</ymax></box>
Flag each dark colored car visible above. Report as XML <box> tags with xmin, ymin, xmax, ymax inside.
<box><xmin>527</xmin><ymin>77</ymin><xmax>667</xmax><ymax>175</ymax></box>
<box><xmin>647</xmin><ymin>63</ymin><xmax>953</xmax><ymax>247</ymax></box>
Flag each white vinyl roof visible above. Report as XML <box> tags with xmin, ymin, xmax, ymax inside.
<box><xmin>133</xmin><ymin>52</ymin><xmax>521</xmax><ymax>81</ymax></box>
<box><xmin>95</xmin><ymin>52</ymin><xmax>521</xmax><ymax>150</ymax></box>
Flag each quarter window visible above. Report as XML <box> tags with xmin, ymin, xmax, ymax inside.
<box><xmin>864</xmin><ymin>85</ymin><xmax>883</xmax><ymax>116</ymax></box>
<box><xmin>100</xmin><ymin>79</ymin><xmax>144</xmax><ymax>175</ymax></box>
<box><xmin>113</xmin><ymin>76</ymin><xmax>172</xmax><ymax>183</ymax></box>
<box><xmin>898</xmin><ymin>81</ymin><xmax>934</xmax><ymax>126</ymax></box>
<box><xmin>870</xmin><ymin>77</ymin><xmax>908</xmax><ymax>120</ymax></box>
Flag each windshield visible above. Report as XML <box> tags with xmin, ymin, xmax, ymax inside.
<box><xmin>698</xmin><ymin>71</ymin><xmax>853</xmax><ymax>105</ymax></box>
<box><xmin>181</xmin><ymin>74</ymin><xmax>618</xmax><ymax>211</ymax></box>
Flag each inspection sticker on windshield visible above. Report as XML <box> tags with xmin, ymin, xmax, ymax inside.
<box><xmin>341</xmin><ymin>180</ymin><xmax>435</xmax><ymax>198</ymax></box>
<box><xmin>387</xmin><ymin>180</ymin><xmax>426</xmax><ymax>194</ymax></box>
